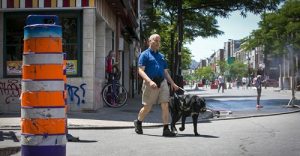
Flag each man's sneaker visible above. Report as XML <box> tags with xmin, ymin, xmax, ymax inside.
<box><xmin>256</xmin><ymin>104</ymin><xmax>263</xmax><ymax>108</ymax></box>
<box><xmin>162</xmin><ymin>128</ymin><xmax>176</xmax><ymax>137</ymax></box>
<box><xmin>134</xmin><ymin>120</ymin><xmax>143</xmax><ymax>134</ymax></box>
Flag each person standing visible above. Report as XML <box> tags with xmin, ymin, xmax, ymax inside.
<box><xmin>242</xmin><ymin>77</ymin><xmax>247</xmax><ymax>89</ymax></box>
<box><xmin>105</xmin><ymin>50</ymin><xmax>118</xmax><ymax>82</ymax></box>
<box><xmin>253</xmin><ymin>75</ymin><xmax>263</xmax><ymax>108</ymax></box>
<box><xmin>134</xmin><ymin>34</ymin><xmax>179</xmax><ymax>137</ymax></box>
<box><xmin>218</xmin><ymin>74</ymin><xmax>225</xmax><ymax>93</ymax></box>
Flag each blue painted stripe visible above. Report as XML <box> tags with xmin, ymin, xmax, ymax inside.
<box><xmin>21</xmin><ymin>145</ymin><xmax>66</xmax><ymax>156</ymax></box>
<box><xmin>24</xmin><ymin>25</ymin><xmax>62</xmax><ymax>39</ymax></box>
<box><xmin>26</xmin><ymin>15</ymin><xmax>60</xmax><ymax>26</ymax></box>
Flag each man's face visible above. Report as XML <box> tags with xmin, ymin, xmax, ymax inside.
<box><xmin>150</xmin><ymin>36</ymin><xmax>161</xmax><ymax>51</ymax></box>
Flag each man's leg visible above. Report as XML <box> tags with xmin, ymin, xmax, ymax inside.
<box><xmin>161</xmin><ymin>102</ymin><xmax>169</xmax><ymax>125</ymax></box>
<box><xmin>134</xmin><ymin>104</ymin><xmax>152</xmax><ymax>134</ymax></box>
<box><xmin>138</xmin><ymin>104</ymin><xmax>152</xmax><ymax>121</ymax></box>
<box><xmin>161</xmin><ymin>102</ymin><xmax>175</xmax><ymax>137</ymax></box>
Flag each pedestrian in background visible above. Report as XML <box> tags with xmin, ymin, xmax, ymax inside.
<box><xmin>105</xmin><ymin>50</ymin><xmax>118</xmax><ymax>81</ymax></box>
<box><xmin>253</xmin><ymin>75</ymin><xmax>263</xmax><ymax>108</ymax></box>
<box><xmin>242</xmin><ymin>77</ymin><xmax>247</xmax><ymax>89</ymax></box>
<box><xmin>134</xmin><ymin>34</ymin><xmax>179</xmax><ymax>137</ymax></box>
<box><xmin>218</xmin><ymin>74</ymin><xmax>225</xmax><ymax>93</ymax></box>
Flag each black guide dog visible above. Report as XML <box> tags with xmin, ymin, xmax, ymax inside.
<box><xmin>169</xmin><ymin>93</ymin><xmax>207</xmax><ymax>136</ymax></box>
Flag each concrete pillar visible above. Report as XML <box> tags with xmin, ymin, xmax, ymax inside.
<box><xmin>81</xmin><ymin>8</ymin><xmax>97</xmax><ymax>110</ymax></box>
<box><xmin>95</xmin><ymin>18</ymin><xmax>106</xmax><ymax>108</ymax></box>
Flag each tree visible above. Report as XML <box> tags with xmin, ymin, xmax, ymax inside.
<box><xmin>216</xmin><ymin>60</ymin><xmax>228</xmax><ymax>75</ymax></box>
<box><xmin>242</xmin><ymin>0</ymin><xmax>300</xmax><ymax>55</ymax></box>
<box><xmin>228</xmin><ymin>60</ymin><xmax>248</xmax><ymax>80</ymax></box>
<box><xmin>195</xmin><ymin>66</ymin><xmax>213</xmax><ymax>80</ymax></box>
<box><xmin>141</xmin><ymin>0</ymin><xmax>283</xmax><ymax>77</ymax></box>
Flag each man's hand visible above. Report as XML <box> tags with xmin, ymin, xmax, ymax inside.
<box><xmin>171</xmin><ymin>83</ymin><xmax>179</xmax><ymax>91</ymax></box>
<box><xmin>149</xmin><ymin>81</ymin><xmax>158</xmax><ymax>89</ymax></box>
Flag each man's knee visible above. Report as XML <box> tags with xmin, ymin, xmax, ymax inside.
<box><xmin>160</xmin><ymin>102</ymin><xmax>169</xmax><ymax>110</ymax></box>
<box><xmin>142</xmin><ymin>104</ymin><xmax>152</xmax><ymax>112</ymax></box>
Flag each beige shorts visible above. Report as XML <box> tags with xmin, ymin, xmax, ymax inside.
<box><xmin>142</xmin><ymin>79</ymin><xmax>170</xmax><ymax>105</ymax></box>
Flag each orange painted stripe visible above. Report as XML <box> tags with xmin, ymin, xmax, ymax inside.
<box><xmin>21</xmin><ymin>118</ymin><xmax>66</xmax><ymax>135</ymax></box>
<box><xmin>89</xmin><ymin>0</ymin><xmax>94</xmax><ymax>7</ymax></box>
<box><xmin>14</xmin><ymin>0</ymin><xmax>20</xmax><ymax>8</ymax></box>
<box><xmin>51</xmin><ymin>0</ymin><xmax>57</xmax><ymax>7</ymax></box>
<box><xmin>23</xmin><ymin>64</ymin><xmax>64</xmax><ymax>80</ymax></box>
<box><xmin>21</xmin><ymin>91</ymin><xmax>65</xmax><ymax>107</ymax></box>
<box><xmin>32</xmin><ymin>0</ymin><xmax>38</xmax><ymax>8</ymax></box>
<box><xmin>24</xmin><ymin>38</ymin><xmax>62</xmax><ymax>53</ymax></box>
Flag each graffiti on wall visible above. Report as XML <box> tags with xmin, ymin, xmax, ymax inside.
<box><xmin>66</xmin><ymin>83</ymin><xmax>87</xmax><ymax>106</ymax></box>
<box><xmin>0</xmin><ymin>79</ymin><xmax>87</xmax><ymax>107</ymax></box>
<box><xmin>0</xmin><ymin>79</ymin><xmax>21</xmax><ymax>104</ymax></box>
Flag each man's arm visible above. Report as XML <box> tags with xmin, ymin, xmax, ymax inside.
<box><xmin>138</xmin><ymin>66</ymin><xmax>157</xmax><ymax>88</ymax></box>
<box><xmin>164</xmin><ymin>69</ymin><xmax>179</xmax><ymax>91</ymax></box>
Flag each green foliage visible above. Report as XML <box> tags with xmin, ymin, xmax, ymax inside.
<box><xmin>241</xmin><ymin>0</ymin><xmax>300</xmax><ymax>55</ymax></box>
<box><xmin>216</xmin><ymin>60</ymin><xmax>228</xmax><ymax>74</ymax></box>
<box><xmin>141</xmin><ymin>0</ymin><xmax>283</xmax><ymax>72</ymax></box>
<box><xmin>181</xmin><ymin>47</ymin><xmax>192</xmax><ymax>70</ymax></box>
<box><xmin>195</xmin><ymin>66</ymin><xmax>213</xmax><ymax>80</ymax></box>
<box><xmin>228</xmin><ymin>61</ymin><xmax>248</xmax><ymax>79</ymax></box>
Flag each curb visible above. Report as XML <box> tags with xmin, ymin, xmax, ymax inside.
<box><xmin>0</xmin><ymin>146</ymin><xmax>21</xmax><ymax>156</ymax></box>
<box><xmin>1</xmin><ymin>108</ymin><xmax>299</xmax><ymax>130</ymax></box>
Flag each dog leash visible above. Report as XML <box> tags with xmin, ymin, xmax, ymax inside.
<box><xmin>178</xmin><ymin>87</ymin><xmax>187</xmax><ymax>93</ymax></box>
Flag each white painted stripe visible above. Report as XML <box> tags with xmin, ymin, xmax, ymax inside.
<box><xmin>22</xmin><ymin>80</ymin><xmax>65</xmax><ymax>92</ymax></box>
<box><xmin>76</xmin><ymin>0</ymin><xmax>82</xmax><ymax>7</ymax></box>
<box><xmin>21</xmin><ymin>134</ymin><xmax>66</xmax><ymax>146</ymax></box>
<box><xmin>2</xmin><ymin>0</ymin><xmax>6</xmax><ymax>8</ymax></box>
<box><xmin>20</xmin><ymin>0</ymin><xmax>25</xmax><ymax>8</ymax></box>
<box><xmin>57</xmin><ymin>0</ymin><xmax>62</xmax><ymax>7</ymax></box>
<box><xmin>39</xmin><ymin>0</ymin><xmax>44</xmax><ymax>8</ymax></box>
<box><xmin>21</xmin><ymin>107</ymin><xmax>66</xmax><ymax>119</ymax></box>
<box><xmin>23</xmin><ymin>53</ymin><xmax>63</xmax><ymax>65</ymax></box>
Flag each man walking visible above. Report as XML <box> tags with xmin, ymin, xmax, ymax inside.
<box><xmin>134</xmin><ymin>34</ymin><xmax>179</xmax><ymax>137</ymax></box>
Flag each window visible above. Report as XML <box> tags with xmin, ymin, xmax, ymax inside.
<box><xmin>4</xmin><ymin>11</ymin><xmax>82</xmax><ymax>77</ymax></box>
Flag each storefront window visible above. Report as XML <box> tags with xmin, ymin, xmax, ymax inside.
<box><xmin>4</xmin><ymin>11</ymin><xmax>82</xmax><ymax>77</ymax></box>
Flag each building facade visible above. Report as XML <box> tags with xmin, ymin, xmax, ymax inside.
<box><xmin>0</xmin><ymin>0</ymin><xmax>140</xmax><ymax>112</ymax></box>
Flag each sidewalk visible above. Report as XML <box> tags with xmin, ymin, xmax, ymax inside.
<box><xmin>0</xmin><ymin>87</ymin><xmax>299</xmax><ymax>130</ymax></box>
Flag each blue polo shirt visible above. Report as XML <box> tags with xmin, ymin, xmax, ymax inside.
<box><xmin>138</xmin><ymin>48</ymin><xmax>167</xmax><ymax>79</ymax></box>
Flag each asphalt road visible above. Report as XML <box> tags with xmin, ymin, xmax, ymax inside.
<box><xmin>9</xmin><ymin>111</ymin><xmax>300</xmax><ymax>156</ymax></box>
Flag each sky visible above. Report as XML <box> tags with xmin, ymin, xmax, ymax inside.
<box><xmin>186</xmin><ymin>11</ymin><xmax>262</xmax><ymax>61</ymax></box>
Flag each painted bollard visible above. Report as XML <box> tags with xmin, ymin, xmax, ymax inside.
<box><xmin>21</xmin><ymin>15</ymin><xmax>66</xmax><ymax>156</ymax></box>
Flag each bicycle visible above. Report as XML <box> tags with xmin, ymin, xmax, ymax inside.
<box><xmin>102</xmin><ymin>70</ymin><xmax>128</xmax><ymax>108</ymax></box>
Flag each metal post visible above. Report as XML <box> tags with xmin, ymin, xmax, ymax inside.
<box><xmin>286</xmin><ymin>44</ymin><xmax>297</xmax><ymax>107</ymax></box>
<box><xmin>21</xmin><ymin>15</ymin><xmax>66</xmax><ymax>156</ymax></box>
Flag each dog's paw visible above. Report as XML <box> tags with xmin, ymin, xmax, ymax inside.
<box><xmin>171</xmin><ymin>127</ymin><xmax>178</xmax><ymax>134</ymax></box>
<box><xmin>179</xmin><ymin>127</ymin><xmax>185</xmax><ymax>131</ymax></box>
